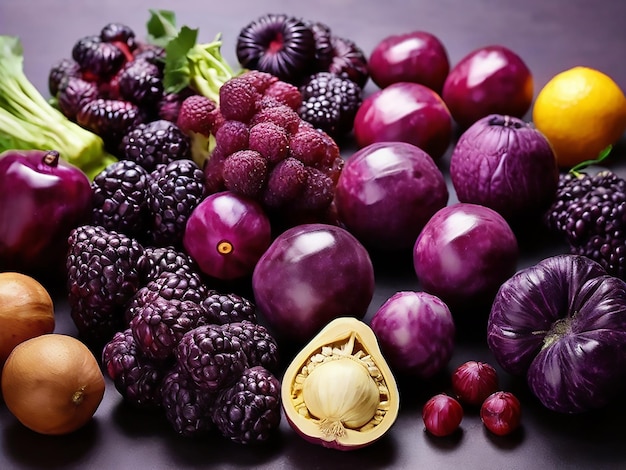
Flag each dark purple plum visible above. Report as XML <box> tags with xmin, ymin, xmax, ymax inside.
<box><xmin>413</xmin><ymin>203</ymin><xmax>518</xmax><ymax>310</ymax></box>
<box><xmin>252</xmin><ymin>223</ymin><xmax>375</xmax><ymax>343</ymax></box>
<box><xmin>368</xmin><ymin>31</ymin><xmax>450</xmax><ymax>93</ymax></box>
<box><xmin>0</xmin><ymin>150</ymin><xmax>92</xmax><ymax>282</ymax></box>
<box><xmin>353</xmin><ymin>82</ymin><xmax>452</xmax><ymax>160</ymax></box>
<box><xmin>488</xmin><ymin>254</ymin><xmax>626</xmax><ymax>413</ymax></box>
<box><xmin>335</xmin><ymin>142</ymin><xmax>448</xmax><ymax>251</ymax></box>
<box><xmin>442</xmin><ymin>45</ymin><xmax>533</xmax><ymax>129</ymax></box>
<box><xmin>370</xmin><ymin>291</ymin><xmax>455</xmax><ymax>379</ymax></box>
<box><xmin>183</xmin><ymin>190</ymin><xmax>272</xmax><ymax>280</ymax></box>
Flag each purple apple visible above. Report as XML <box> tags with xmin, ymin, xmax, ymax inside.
<box><xmin>353</xmin><ymin>82</ymin><xmax>453</xmax><ymax>159</ymax></box>
<box><xmin>335</xmin><ymin>141</ymin><xmax>448</xmax><ymax>251</ymax></box>
<box><xmin>0</xmin><ymin>149</ymin><xmax>92</xmax><ymax>283</ymax></box>
<box><xmin>368</xmin><ymin>31</ymin><xmax>450</xmax><ymax>93</ymax></box>
<box><xmin>442</xmin><ymin>45</ymin><xmax>533</xmax><ymax>128</ymax></box>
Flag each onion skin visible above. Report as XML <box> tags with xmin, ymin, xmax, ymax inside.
<box><xmin>487</xmin><ymin>254</ymin><xmax>626</xmax><ymax>413</ymax></box>
<box><xmin>450</xmin><ymin>114</ymin><xmax>559</xmax><ymax>224</ymax></box>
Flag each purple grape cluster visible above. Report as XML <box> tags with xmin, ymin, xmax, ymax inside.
<box><xmin>200</xmin><ymin>70</ymin><xmax>344</xmax><ymax>228</ymax></box>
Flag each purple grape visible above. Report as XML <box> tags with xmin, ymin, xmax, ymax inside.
<box><xmin>183</xmin><ymin>191</ymin><xmax>272</xmax><ymax>280</ymax></box>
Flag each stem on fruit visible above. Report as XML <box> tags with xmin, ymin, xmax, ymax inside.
<box><xmin>72</xmin><ymin>386</ymin><xmax>86</xmax><ymax>406</ymax></box>
<box><xmin>42</xmin><ymin>150</ymin><xmax>60</xmax><ymax>167</ymax></box>
<box><xmin>542</xmin><ymin>316</ymin><xmax>573</xmax><ymax>350</ymax></box>
<box><xmin>488</xmin><ymin>115</ymin><xmax>525</xmax><ymax>129</ymax></box>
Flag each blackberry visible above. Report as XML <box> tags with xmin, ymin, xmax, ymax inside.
<box><xmin>72</xmin><ymin>35</ymin><xmax>127</xmax><ymax>80</ymax></box>
<box><xmin>100</xmin><ymin>22</ymin><xmax>137</xmax><ymax>51</ymax></box>
<box><xmin>201</xmin><ymin>291</ymin><xmax>258</xmax><ymax>325</ymax></box>
<box><xmin>222</xmin><ymin>321</ymin><xmax>280</xmax><ymax>373</ymax></box>
<box><xmin>176</xmin><ymin>323</ymin><xmax>250</xmax><ymax>392</ymax></box>
<box><xmin>545</xmin><ymin>170</ymin><xmax>626</xmax><ymax>279</ymax></box>
<box><xmin>77</xmin><ymin>98</ymin><xmax>146</xmax><ymax>151</ymax></box>
<box><xmin>328</xmin><ymin>36</ymin><xmax>369</xmax><ymax>89</ymax></box>
<box><xmin>161</xmin><ymin>366</ymin><xmax>215</xmax><ymax>437</ymax></box>
<box><xmin>142</xmin><ymin>245</ymin><xmax>202</xmax><ymax>282</ymax></box>
<box><xmin>130</xmin><ymin>296</ymin><xmax>208</xmax><ymax>361</ymax></box>
<box><xmin>133</xmin><ymin>43</ymin><xmax>166</xmax><ymax>68</ymax></box>
<box><xmin>299</xmin><ymin>71</ymin><xmax>363</xmax><ymax>137</ymax></box>
<box><xmin>67</xmin><ymin>225</ymin><xmax>147</xmax><ymax>345</ymax></box>
<box><xmin>102</xmin><ymin>328</ymin><xmax>167</xmax><ymax>407</ymax></box>
<box><xmin>121</xmin><ymin>120</ymin><xmax>191</xmax><ymax>172</ymax></box>
<box><xmin>118</xmin><ymin>59</ymin><xmax>164</xmax><ymax>107</ymax></box>
<box><xmin>147</xmin><ymin>159</ymin><xmax>206</xmax><ymax>246</ymax></box>
<box><xmin>157</xmin><ymin>87</ymin><xmax>196</xmax><ymax>123</ymax></box>
<box><xmin>56</xmin><ymin>76</ymin><xmax>100</xmax><ymax>121</ymax></box>
<box><xmin>210</xmin><ymin>366</ymin><xmax>281</xmax><ymax>444</ymax></box>
<box><xmin>91</xmin><ymin>160</ymin><xmax>150</xmax><ymax>238</ymax></box>
<box><xmin>236</xmin><ymin>13</ymin><xmax>317</xmax><ymax>84</ymax></box>
<box><xmin>48</xmin><ymin>57</ymin><xmax>81</xmax><ymax>97</ymax></box>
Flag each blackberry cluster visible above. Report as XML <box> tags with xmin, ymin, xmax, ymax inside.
<box><xmin>199</xmin><ymin>70</ymin><xmax>344</xmax><ymax>227</ymax></box>
<box><xmin>50</xmin><ymin>22</ymin><xmax>195</xmax><ymax>153</ymax></box>
<box><xmin>545</xmin><ymin>170</ymin><xmax>626</xmax><ymax>279</ymax></box>
<box><xmin>236</xmin><ymin>13</ymin><xmax>369</xmax><ymax>87</ymax></box>
<box><xmin>90</xmin><ymin>157</ymin><xmax>205</xmax><ymax>247</ymax></box>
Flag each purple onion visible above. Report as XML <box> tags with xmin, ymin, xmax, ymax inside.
<box><xmin>450</xmin><ymin>114</ymin><xmax>559</xmax><ymax>223</ymax></box>
<box><xmin>488</xmin><ymin>254</ymin><xmax>626</xmax><ymax>413</ymax></box>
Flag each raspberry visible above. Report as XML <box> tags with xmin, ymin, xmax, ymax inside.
<box><xmin>262</xmin><ymin>157</ymin><xmax>307</xmax><ymax>209</ymax></box>
<box><xmin>545</xmin><ymin>170</ymin><xmax>626</xmax><ymax>279</ymax></box>
<box><xmin>222</xmin><ymin>149</ymin><xmax>268</xmax><ymax>198</ymax></box>
<box><xmin>218</xmin><ymin>77</ymin><xmax>260</xmax><ymax>122</ymax></box>
<box><xmin>210</xmin><ymin>366</ymin><xmax>281</xmax><ymax>444</ymax></box>
<box><xmin>102</xmin><ymin>328</ymin><xmax>167</xmax><ymax>408</ymax></box>
<box><xmin>214</xmin><ymin>120</ymin><xmax>250</xmax><ymax>156</ymax></box>
<box><xmin>288</xmin><ymin>126</ymin><xmax>329</xmax><ymax>166</ymax></box>
<box><xmin>248</xmin><ymin>121</ymin><xmax>290</xmax><ymax>163</ymax></box>
<box><xmin>295</xmin><ymin>167</ymin><xmax>335</xmax><ymax>212</ymax></box>
<box><xmin>250</xmin><ymin>104</ymin><xmax>301</xmax><ymax>135</ymax></box>
<box><xmin>236</xmin><ymin>70</ymin><xmax>278</xmax><ymax>94</ymax></box>
<box><xmin>176</xmin><ymin>94</ymin><xmax>221</xmax><ymax>136</ymax></box>
<box><xmin>263</xmin><ymin>80</ymin><xmax>302</xmax><ymax>111</ymax></box>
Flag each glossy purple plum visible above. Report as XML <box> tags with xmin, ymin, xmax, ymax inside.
<box><xmin>442</xmin><ymin>45</ymin><xmax>533</xmax><ymax>129</ymax></box>
<box><xmin>183</xmin><ymin>191</ymin><xmax>272</xmax><ymax>281</ymax></box>
<box><xmin>488</xmin><ymin>254</ymin><xmax>626</xmax><ymax>413</ymax></box>
<box><xmin>370</xmin><ymin>291</ymin><xmax>455</xmax><ymax>379</ymax></box>
<box><xmin>450</xmin><ymin>114</ymin><xmax>558</xmax><ymax>223</ymax></box>
<box><xmin>252</xmin><ymin>223</ymin><xmax>375</xmax><ymax>343</ymax></box>
<box><xmin>413</xmin><ymin>203</ymin><xmax>518</xmax><ymax>309</ymax></box>
<box><xmin>0</xmin><ymin>149</ymin><xmax>92</xmax><ymax>282</ymax></box>
<box><xmin>335</xmin><ymin>142</ymin><xmax>448</xmax><ymax>251</ymax></box>
<box><xmin>353</xmin><ymin>82</ymin><xmax>453</xmax><ymax>160</ymax></box>
<box><xmin>368</xmin><ymin>31</ymin><xmax>450</xmax><ymax>93</ymax></box>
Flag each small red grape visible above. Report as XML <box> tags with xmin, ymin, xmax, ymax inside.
<box><xmin>451</xmin><ymin>360</ymin><xmax>499</xmax><ymax>406</ymax></box>
<box><xmin>480</xmin><ymin>391</ymin><xmax>521</xmax><ymax>436</ymax></box>
<box><xmin>422</xmin><ymin>393</ymin><xmax>463</xmax><ymax>437</ymax></box>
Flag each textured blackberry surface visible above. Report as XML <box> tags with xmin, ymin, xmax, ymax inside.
<box><xmin>67</xmin><ymin>225</ymin><xmax>147</xmax><ymax>346</ymax></box>
<box><xmin>299</xmin><ymin>71</ymin><xmax>363</xmax><ymax>137</ymax></box>
<box><xmin>130</xmin><ymin>296</ymin><xmax>208</xmax><ymax>361</ymax></box>
<box><xmin>91</xmin><ymin>159</ymin><xmax>150</xmax><ymax>238</ymax></box>
<box><xmin>201</xmin><ymin>291</ymin><xmax>258</xmax><ymax>325</ymax></box>
<box><xmin>102</xmin><ymin>328</ymin><xmax>167</xmax><ymax>408</ymax></box>
<box><xmin>121</xmin><ymin>119</ymin><xmax>191</xmax><ymax>172</ymax></box>
<box><xmin>100</xmin><ymin>22</ymin><xmax>137</xmax><ymax>50</ymax></box>
<box><xmin>220</xmin><ymin>320</ymin><xmax>280</xmax><ymax>372</ymax></box>
<box><xmin>118</xmin><ymin>59</ymin><xmax>164</xmax><ymax>107</ymax></box>
<box><xmin>147</xmin><ymin>159</ymin><xmax>206</xmax><ymax>246</ymax></box>
<box><xmin>48</xmin><ymin>57</ymin><xmax>81</xmax><ymax>97</ymax></box>
<box><xmin>161</xmin><ymin>366</ymin><xmax>215</xmax><ymax>436</ymax></box>
<box><xmin>77</xmin><ymin>98</ymin><xmax>146</xmax><ymax>151</ymax></box>
<box><xmin>142</xmin><ymin>246</ymin><xmax>202</xmax><ymax>282</ymax></box>
<box><xmin>176</xmin><ymin>323</ymin><xmax>250</xmax><ymax>392</ymax></box>
<box><xmin>545</xmin><ymin>170</ymin><xmax>626</xmax><ymax>279</ymax></box>
<box><xmin>210</xmin><ymin>366</ymin><xmax>281</xmax><ymax>444</ymax></box>
<box><xmin>57</xmin><ymin>76</ymin><xmax>100</xmax><ymax>121</ymax></box>
<box><xmin>72</xmin><ymin>35</ymin><xmax>126</xmax><ymax>79</ymax></box>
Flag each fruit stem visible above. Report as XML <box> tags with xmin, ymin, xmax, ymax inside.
<box><xmin>42</xmin><ymin>150</ymin><xmax>60</xmax><ymax>167</ymax></box>
<box><xmin>72</xmin><ymin>386</ymin><xmax>86</xmax><ymax>405</ymax></box>
<box><xmin>569</xmin><ymin>145</ymin><xmax>613</xmax><ymax>177</ymax></box>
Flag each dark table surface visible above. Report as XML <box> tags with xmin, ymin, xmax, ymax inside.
<box><xmin>2</xmin><ymin>1</ymin><xmax>626</xmax><ymax>469</ymax></box>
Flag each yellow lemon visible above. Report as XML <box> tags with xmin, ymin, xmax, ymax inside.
<box><xmin>532</xmin><ymin>66</ymin><xmax>626</xmax><ymax>168</ymax></box>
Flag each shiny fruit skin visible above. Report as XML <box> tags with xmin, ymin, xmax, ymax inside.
<box><xmin>422</xmin><ymin>394</ymin><xmax>464</xmax><ymax>437</ymax></box>
<box><xmin>1</xmin><ymin>333</ymin><xmax>105</xmax><ymax>435</ymax></box>
<box><xmin>442</xmin><ymin>45</ymin><xmax>533</xmax><ymax>129</ymax></box>
<box><xmin>335</xmin><ymin>142</ymin><xmax>448</xmax><ymax>251</ymax></box>
<box><xmin>480</xmin><ymin>391</ymin><xmax>521</xmax><ymax>436</ymax></box>
<box><xmin>532</xmin><ymin>66</ymin><xmax>626</xmax><ymax>168</ymax></box>
<box><xmin>451</xmin><ymin>360</ymin><xmax>499</xmax><ymax>406</ymax></box>
<box><xmin>353</xmin><ymin>82</ymin><xmax>453</xmax><ymax>160</ymax></box>
<box><xmin>0</xmin><ymin>272</ymin><xmax>55</xmax><ymax>367</ymax></box>
<box><xmin>368</xmin><ymin>31</ymin><xmax>450</xmax><ymax>93</ymax></box>
<box><xmin>0</xmin><ymin>149</ymin><xmax>92</xmax><ymax>283</ymax></box>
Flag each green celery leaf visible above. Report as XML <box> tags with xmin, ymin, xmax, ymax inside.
<box><xmin>146</xmin><ymin>9</ymin><xmax>179</xmax><ymax>47</ymax></box>
<box><xmin>163</xmin><ymin>25</ymin><xmax>198</xmax><ymax>93</ymax></box>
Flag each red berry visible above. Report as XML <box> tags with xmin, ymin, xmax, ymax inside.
<box><xmin>422</xmin><ymin>393</ymin><xmax>463</xmax><ymax>437</ymax></box>
<box><xmin>451</xmin><ymin>361</ymin><xmax>499</xmax><ymax>406</ymax></box>
<box><xmin>480</xmin><ymin>391</ymin><xmax>521</xmax><ymax>436</ymax></box>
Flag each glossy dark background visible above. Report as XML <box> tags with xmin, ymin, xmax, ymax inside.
<box><xmin>2</xmin><ymin>1</ymin><xmax>626</xmax><ymax>469</ymax></box>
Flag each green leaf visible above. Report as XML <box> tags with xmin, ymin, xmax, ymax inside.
<box><xmin>146</xmin><ymin>9</ymin><xmax>179</xmax><ymax>47</ymax></box>
<box><xmin>162</xmin><ymin>25</ymin><xmax>199</xmax><ymax>93</ymax></box>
